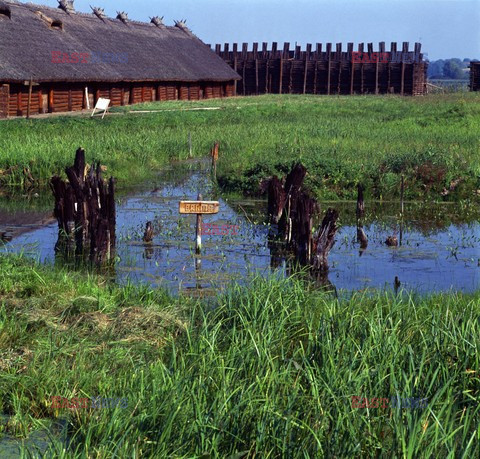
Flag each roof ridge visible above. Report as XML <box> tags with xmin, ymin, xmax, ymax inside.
<box><xmin>7</xmin><ymin>0</ymin><xmax>181</xmax><ymax>30</ymax></box>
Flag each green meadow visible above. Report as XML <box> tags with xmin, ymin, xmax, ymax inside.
<box><xmin>0</xmin><ymin>255</ymin><xmax>479</xmax><ymax>457</ymax></box>
<box><xmin>1</xmin><ymin>94</ymin><xmax>480</xmax><ymax>456</ymax></box>
<box><xmin>1</xmin><ymin>93</ymin><xmax>480</xmax><ymax>200</ymax></box>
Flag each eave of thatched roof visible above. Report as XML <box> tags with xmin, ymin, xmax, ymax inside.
<box><xmin>0</xmin><ymin>0</ymin><xmax>240</xmax><ymax>83</ymax></box>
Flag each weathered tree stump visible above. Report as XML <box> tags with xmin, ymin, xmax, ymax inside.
<box><xmin>313</xmin><ymin>208</ymin><xmax>339</xmax><ymax>272</ymax></box>
<box><xmin>267</xmin><ymin>176</ymin><xmax>286</xmax><ymax>225</ymax></box>
<box><xmin>356</xmin><ymin>183</ymin><xmax>368</xmax><ymax>253</ymax></box>
<box><xmin>51</xmin><ymin>148</ymin><xmax>116</xmax><ymax>263</ymax></box>
<box><xmin>265</xmin><ymin>163</ymin><xmax>338</xmax><ymax>273</ymax></box>
<box><xmin>143</xmin><ymin>221</ymin><xmax>154</xmax><ymax>243</ymax></box>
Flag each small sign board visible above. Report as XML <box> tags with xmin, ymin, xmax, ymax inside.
<box><xmin>91</xmin><ymin>98</ymin><xmax>111</xmax><ymax>119</ymax></box>
<box><xmin>179</xmin><ymin>201</ymin><xmax>219</xmax><ymax>215</ymax></box>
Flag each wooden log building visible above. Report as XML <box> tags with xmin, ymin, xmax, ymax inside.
<box><xmin>214</xmin><ymin>41</ymin><xmax>428</xmax><ymax>96</ymax></box>
<box><xmin>0</xmin><ymin>0</ymin><xmax>240</xmax><ymax>118</ymax></box>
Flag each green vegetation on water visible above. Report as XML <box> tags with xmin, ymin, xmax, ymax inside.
<box><xmin>1</xmin><ymin>94</ymin><xmax>480</xmax><ymax>200</ymax></box>
<box><xmin>0</xmin><ymin>255</ymin><xmax>479</xmax><ymax>457</ymax></box>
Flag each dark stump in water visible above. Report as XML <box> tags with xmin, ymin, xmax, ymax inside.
<box><xmin>265</xmin><ymin>163</ymin><xmax>338</xmax><ymax>277</ymax></box>
<box><xmin>51</xmin><ymin>147</ymin><xmax>116</xmax><ymax>263</ymax></box>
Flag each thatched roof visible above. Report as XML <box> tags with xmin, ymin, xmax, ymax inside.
<box><xmin>0</xmin><ymin>0</ymin><xmax>240</xmax><ymax>83</ymax></box>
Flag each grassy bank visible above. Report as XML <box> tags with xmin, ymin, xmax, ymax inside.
<box><xmin>0</xmin><ymin>254</ymin><xmax>479</xmax><ymax>457</ymax></box>
<box><xmin>1</xmin><ymin>94</ymin><xmax>480</xmax><ymax>200</ymax></box>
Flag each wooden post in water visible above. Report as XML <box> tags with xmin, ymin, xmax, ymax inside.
<box><xmin>400</xmin><ymin>175</ymin><xmax>405</xmax><ymax>215</ymax></box>
<box><xmin>356</xmin><ymin>184</ymin><xmax>368</xmax><ymax>253</ymax></box>
<box><xmin>400</xmin><ymin>175</ymin><xmax>405</xmax><ymax>246</ymax></box>
<box><xmin>195</xmin><ymin>193</ymin><xmax>203</xmax><ymax>255</ymax></box>
<box><xmin>211</xmin><ymin>142</ymin><xmax>219</xmax><ymax>181</ymax></box>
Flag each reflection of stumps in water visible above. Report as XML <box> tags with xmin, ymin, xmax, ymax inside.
<box><xmin>195</xmin><ymin>193</ymin><xmax>202</xmax><ymax>271</ymax></box>
<box><xmin>394</xmin><ymin>276</ymin><xmax>401</xmax><ymax>295</ymax></box>
<box><xmin>357</xmin><ymin>227</ymin><xmax>368</xmax><ymax>255</ymax></box>
<box><xmin>313</xmin><ymin>208</ymin><xmax>339</xmax><ymax>272</ymax></box>
<box><xmin>51</xmin><ymin>147</ymin><xmax>116</xmax><ymax>263</ymax></box>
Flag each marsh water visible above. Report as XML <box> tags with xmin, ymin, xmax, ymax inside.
<box><xmin>1</xmin><ymin>159</ymin><xmax>479</xmax><ymax>296</ymax></box>
<box><xmin>1</xmin><ymin>160</ymin><xmax>480</xmax><ymax>454</ymax></box>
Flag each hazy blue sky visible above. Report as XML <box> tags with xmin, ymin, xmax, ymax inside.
<box><xmin>26</xmin><ymin>0</ymin><xmax>480</xmax><ymax>60</ymax></box>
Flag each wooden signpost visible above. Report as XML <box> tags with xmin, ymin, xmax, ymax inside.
<box><xmin>179</xmin><ymin>200</ymin><xmax>220</xmax><ymax>215</ymax></box>
<box><xmin>179</xmin><ymin>196</ymin><xmax>220</xmax><ymax>256</ymax></box>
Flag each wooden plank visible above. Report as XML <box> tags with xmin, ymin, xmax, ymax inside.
<box><xmin>17</xmin><ymin>90</ymin><xmax>22</xmax><ymax>116</ymax></box>
<box><xmin>233</xmin><ymin>43</ymin><xmax>238</xmax><ymax>96</ymax></box>
<box><xmin>266</xmin><ymin>58</ymin><xmax>269</xmax><ymax>93</ymax></box>
<box><xmin>254</xmin><ymin>42</ymin><xmax>259</xmax><ymax>94</ymax></box>
<box><xmin>279</xmin><ymin>57</ymin><xmax>284</xmax><ymax>94</ymax></box>
<box><xmin>326</xmin><ymin>43</ymin><xmax>332</xmax><ymax>95</ymax></box>
<box><xmin>179</xmin><ymin>201</ymin><xmax>220</xmax><ymax>215</ymax></box>
<box><xmin>358</xmin><ymin>43</ymin><xmax>364</xmax><ymax>94</ymax></box>
<box><xmin>27</xmin><ymin>78</ymin><xmax>33</xmax><ymax>118</ymax></box>
<box><xmin>348</xmin><ymin>42</ymin><xmax>354</xmax><ymax>94</ymax></box>
<box><xmin>289</xmin><ymin>59</ymin><xmax>293</xmax><ymax>94</ymax></box>
<box><xmin>303</xmin><ymin>57</ymin><xmax>308</xmax><ymax>94</ymax></box>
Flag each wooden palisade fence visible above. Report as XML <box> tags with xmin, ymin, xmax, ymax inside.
<box><xmin>51</xmin><ymin>148</ymin><xmax>116</xmax><ymax>263</ymax></box>
<box><xmin>470</xmin><ymin>62</ymin><xmax>480</xmax><ymax>91</ymax></box>
<box><xmin>215</xmin><ymin>41</ymin><xmax>428</xmax><ymax>96</ymax></box>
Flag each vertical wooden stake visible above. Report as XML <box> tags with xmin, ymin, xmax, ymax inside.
<box><xmin>303</xmin><ymin>58</ymin><xmax>308</xmax><ymax>94</ymax></box>
<box><xmin>255</xmin><ymin>58</ymin><xmax>259</xmax><ymax>95</ymax></box>
<box><xmin>188</xmin><ymin>132</ymin><xmax>192</xmax><ymax>158</ymax></box>
<box><xmin>350</xmin><ymin>60</ymin><xmax>355</xmax><ymax>95</ymax></box>
<box><xmin>400</xmin><ymin>175</ymin><xmax>405</xmax><ymax>246</ymax></box>
<box><xmin>196</xmin><ymin>193</ymin><xmax>202</xmax><ymax>255</ymax></box>
<box><xmin>327</xmin><ymin>58</ymin><xmax>331</xmax><ymax>95</ymax></box>
<box><xmin>234</xmin><ymin>56</ymin><xmax>238</xmax><ymax>96</ymax></box>
<box><xmin>279</xmin><ymin>57</ymin><xmax>284</xmax><ymax>94</ymax></box>
<box><xmin>400</xmin><ymin>175</ymin><xmax>405</xmax><ymax>215</ymax></box>
<box><xmin>27</xmin><ymin>78</ymin><xmax>33</xmax><ymax>119</ymax></box>
<box><xmin>401</xmin><ymin>62</ymin><xmax>405</xmax><ymax>95</ymax></box>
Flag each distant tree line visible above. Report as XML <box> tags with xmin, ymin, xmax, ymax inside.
<box><xmin>427</xmin><ymin>58</ymin><xmax>478</xmax><ymax>80</ymax></box>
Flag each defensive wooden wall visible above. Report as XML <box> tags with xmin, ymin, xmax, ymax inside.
<box><xmin>213</xmin><ymin>41</ymin><xmax>428</xmax><ymax>96</ymax></box>
<box><xmin>470</xmin><ymin>62</ymin><xmax>480</xmax><ymax>91</ymax></box>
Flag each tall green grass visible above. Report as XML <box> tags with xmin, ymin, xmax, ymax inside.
<box><xmin>0</xmin><ymin>255</ymin><xmax>478</xmax><ymax>457</ymax></box>
<box><xmin>1</xmin><ymin>93</ymin><xmax>480</xmax><ymax>199</ymax></box>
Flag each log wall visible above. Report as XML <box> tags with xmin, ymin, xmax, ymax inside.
<box><xmin>214</xmin><ymin>42</ymin><xmax>427</xmax><ymax>96</ymax></box>
<box><xmin>0</xmin><ymin>84</ymin><xmax>8</xmax><ymax>118</ymax></box>
<box><xmin>471</xmin><ymin>63</ymin><xmax>480</xmax><ymax>91</ymax></box>
<box><xmin>0</xmin><ymin>80</ymin><xmax>236</xmax><ymax>118</ymax></box>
